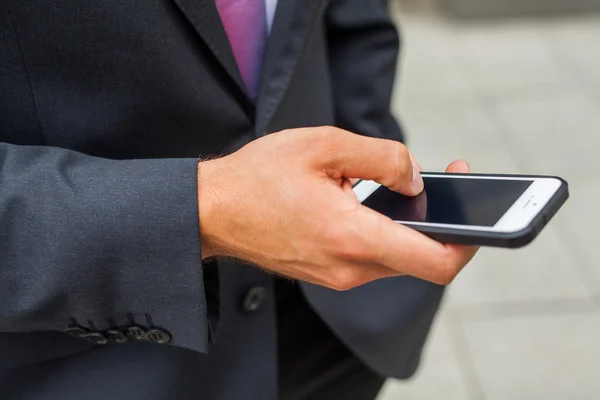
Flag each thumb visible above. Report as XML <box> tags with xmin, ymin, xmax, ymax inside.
<box><xmin>322</xmin><ymin>130</ymin><xmax>424</xmax><ymax>196</ymax></box>
<box><xmin>445</xmin><ymin>160</ymin><xmax>471</xmax><ymax>174</ymax></box>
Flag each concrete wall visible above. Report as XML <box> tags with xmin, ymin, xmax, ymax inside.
<box><xmin>436</xmin><ymin>0</ymin><xmax>600</xmax><ymax>19</ymax></box>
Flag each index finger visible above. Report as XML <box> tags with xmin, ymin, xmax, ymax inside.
<box><xmin>353</xmin><ymin>206</ymin><xmax>477</xmax><ymax>284</ymax></box>
<box><xmin>320</xmin><ymin>130</ymin><xmax>424</xmax><ymax>196</ymax></box>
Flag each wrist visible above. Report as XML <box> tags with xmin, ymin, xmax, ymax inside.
<box><xmin>197</xmin><ymin>159</ymin><xmax>223</xmax><ymax>260</ymax></box>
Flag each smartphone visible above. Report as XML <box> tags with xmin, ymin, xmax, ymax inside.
<box><xmin>353</xmin><ymin>173</ymin><xmax>569</xmax><ymax>248</ymax></box>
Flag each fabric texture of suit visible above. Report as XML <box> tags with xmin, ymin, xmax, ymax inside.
<box><xmin>0</xmin><ymin>0</ymin><xmax>445</xmax><ymax>398</ymax></box>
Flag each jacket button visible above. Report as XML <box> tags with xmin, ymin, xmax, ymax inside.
<box><xmin>83</xmin><ymin>332</ymin><xmax>108</xmax><ymax>346</ymax></box>
<box><xmin>146</xmin><ymin>328</ymin><xmax>172</xmax><ymax>345</ymax></box>
<box><xmin>243</xmin><ymin>286</ymin><xmax>268</xmax><ymax>312</ymax></box>
<box><xmin>106</xmin><ymin>329</ymin><xmax>128</xmax><ymax>344</ymax></box>
<box><xmin>125</xmin><ymin>325</ymin><xmax>147</xmax><ymax>341</ymax></box>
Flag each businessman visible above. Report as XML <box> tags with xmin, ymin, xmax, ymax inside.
<box><xmin>0</xmin><ymin>0</ymin><xmax>477</xmax><ymax>399</ymax></box>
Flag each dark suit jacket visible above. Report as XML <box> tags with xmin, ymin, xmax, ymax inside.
<box><xmin>0</xmin><ymin>0</ymin><xmax>445</xmax><ymax>398</ymax></box>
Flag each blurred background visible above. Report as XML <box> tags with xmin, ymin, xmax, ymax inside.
<box><xmin>378</xmin><ymin>0</ymin><xmax>600</xmax><ymax>399</ymax></box>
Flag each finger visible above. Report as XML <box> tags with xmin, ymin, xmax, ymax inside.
<box><xmin>353</xmin><ymin>206</ymin><xmax>474</xmax><ymax>284</ymax></box>
<box><xmin>322</xmin><ymin>130</ymin><xmax>424</xmax><ymax>196</ymax></box>
<box><xmin>277</xmin><ymin>254</ymin><xmax>402</xmax><ymax>290</ymax></box>
<box><xmin>414</xmin><ymin>191</ymin><xmax>428</xmax><ymax>222</ymax></box>
<box><xmin>445</xmin><ymin>244</ymin><xmax>479</xmax><ymax>273</ymax></box>
<box><xmin>409</xmin><ymin>151</ymin><xmax>423</xmax><ymax>172</ymax></box>
<box><xmin>319</xmin><ymin>262</ymin><xmax>404</xmax><ymax>291</ymax></box>
<box><xmin>445</xmin><ymin>160</ymin><xmax>470</xmax><ymax>174</ymax></box>
<box><xmin>348</xmin><ymin>156</ymin><xmax>421</xmax><ymax>186</ymax></box>
<box><xmin>342</xmin><ymin>178</ymin><xmax>355</xmax><ymax>197</ymax></box>
<box><xmin>443</xmin><ymin>159</ymin><xmax>478</xmax><ymax>270</ymax></box>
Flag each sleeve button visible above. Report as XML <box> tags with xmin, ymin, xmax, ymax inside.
<box><xmin>146</xmin><ymin>328</ymin><xmax>172</xmax><ymax>345</ymax></box>
<box><xmin>83</xmin><ymin>332</ymin><xmax>108</xmax><ymax>346</ymax></box>
<box><xmin>125</xmin><ymin>325</ymin><xmax>147</xmax><ymax>341</ymax></box>
<box><xmin>106</xmin><ymin>329</ymin><xmax>128</xmax><ymax>344</ymax></box>
<box><xmin>66</xmin><ymin>325</ymin><xmax>89</xmax><ymax>339</ymax></box>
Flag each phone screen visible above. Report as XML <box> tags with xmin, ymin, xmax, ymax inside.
<box><xmin>361</xmin><ymin>177</ymin><xmax>534</xmax><ymax>227</ymax></box>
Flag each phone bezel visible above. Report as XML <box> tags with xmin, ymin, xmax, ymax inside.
<box><xmin>353</xmin><ymin>174</ymin><xmax>564</xmax><ymax>234</ymax></box>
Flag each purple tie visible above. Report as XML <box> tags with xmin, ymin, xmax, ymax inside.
<box><xmin>215</xmin><ymin>0</ymin><xmax>267</xmax><ymax>99</ymax></box>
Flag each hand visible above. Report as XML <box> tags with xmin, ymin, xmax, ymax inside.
<box><xmin>198</xmin><ymin>126</ymin><xmax>478</xmax><ymax>289</ymax></box>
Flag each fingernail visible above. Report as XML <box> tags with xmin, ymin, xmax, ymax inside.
<box><xmin>409</xmin><ymin>152</ymin><xmax>422</xmax><ymax>172</ymax></box>
<box><xmin>412</xmin><ymin>166</ymin><xmax>424</xmax><ymax>193</ymax></box>
<box><xmin>462</xmin><ymin>160</ymin><xmax>471</xmax><ymax>171</ymax></box>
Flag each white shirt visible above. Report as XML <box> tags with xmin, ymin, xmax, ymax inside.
<box><xmin>265</xmin><ymin>0</ymin><xmax>278</xmax><ymax>34</ymax></box>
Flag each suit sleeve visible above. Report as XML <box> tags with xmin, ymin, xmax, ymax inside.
<box><xmin>325</xmin><ymin>0</ymin><xmax>405</xmax><ymax>143</ymax></box>
<box><xmin>0</xmin><ymin>142</ymin><xmax>215</xmax><ymax>354</ymax></box>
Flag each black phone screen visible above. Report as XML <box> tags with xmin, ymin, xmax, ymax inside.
<box><xmin>360</xmin><ymin>177</ymin><xmax>533</xmax><ymax>227</ymax></box>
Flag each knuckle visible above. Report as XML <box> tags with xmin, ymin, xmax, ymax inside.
<box><xmin>318</xmin><ymin>126</ymin><xmax>343</xmax><ymax>146</ymax></box>
<box><xmin>391</xmin><ymin>142</ymin><xmax>411</xmax><ymax>180</ymax></box>
<box><xmin>314</xmin><ymin>127</ymin><xmax>344</xmax><ymax>162</ymax></box>
<box><xmin>335</xmin><ymin>240</ymin><xmax>372</xmax><ymax>261</ymax></box>
<box><xmin>393</xmin><ymin>141</ymin><xmax>409</xmax><ymax>159</ymax></box>
<box><xmin>326</xmin><ymin>268</ymin><xmax>365</xmax><ymax>291</ymax></box>
<box><xmin>431</xmin><ymin>260</ymin><xmax>460</xmax><ymax>285</ymax></box>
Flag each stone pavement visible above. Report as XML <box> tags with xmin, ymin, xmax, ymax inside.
<box><xmin>378</xmin><ymin>4</ymin><xmax>600</xmax><ymax>400</ymax></box>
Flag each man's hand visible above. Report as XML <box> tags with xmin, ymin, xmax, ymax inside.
<box><xmin>198</xmin><ymin>127</ymin><xmax>477</xmax><ymax>289</ymax></box>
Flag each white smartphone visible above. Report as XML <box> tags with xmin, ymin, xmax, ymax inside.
<box><xmin>353</xmin><ymin>173</ymin><xmax>569</xmax><ymax>248</ymax></box>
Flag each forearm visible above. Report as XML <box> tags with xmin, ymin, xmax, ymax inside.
<box><xmin>0</xmin><ymin>142</ymin><xmax>215</xmax><ymax>353</ymax></box>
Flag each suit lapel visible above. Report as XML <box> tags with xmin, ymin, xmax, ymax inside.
<box><xmin>172</xmin><ymin>0</ymin><xmax>326</xmax><ymax>126</ymax></box>
<box><xmin>172</xmin><ymin>0</ymin><xmax>248</xmax><ymax>97</ymax></box>
<box><xmin>255</xmin><ymin>0</ymin><xmax>326</xmax><ymax>135</ymax></box>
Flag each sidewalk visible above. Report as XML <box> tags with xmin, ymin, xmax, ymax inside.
<box><xmin>378</xmin><ymin>4</ymin><xmax>600</xmax><ymax>400</ymax></box>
